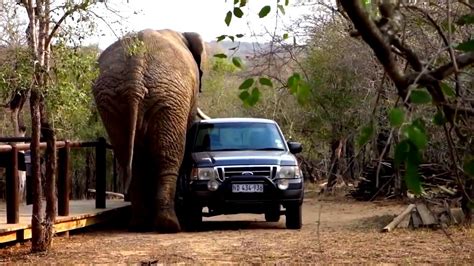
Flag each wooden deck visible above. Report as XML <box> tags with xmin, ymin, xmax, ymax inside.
<box><xmin>0</xmin><ymin>200</ymin><xmax>131</xmax><ymax>244</ymax></box>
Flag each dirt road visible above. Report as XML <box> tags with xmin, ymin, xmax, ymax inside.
<box><xmin>1</xmin><ymin>196</ymin><xmax>473</xmax><ymax>264</ymax></box>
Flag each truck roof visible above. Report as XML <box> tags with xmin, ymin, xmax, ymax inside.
<box><xmin>197</xmin><ymin>117</ymin><xmax>277</xmax><ymax>124</ymax></box>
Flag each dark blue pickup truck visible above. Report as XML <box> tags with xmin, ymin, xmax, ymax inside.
<box><xmin>177</xmin><ymin>118</ymin><xmax>304</xmax><ymax>230</ymax></box>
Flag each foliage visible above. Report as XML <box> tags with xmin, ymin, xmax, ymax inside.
<box><xmin>47</xmin><ymin>43</ymin><xmax>103</xmax><ymax>140</ymax></box>
<box><xmin>0</xmin><ymin>47</ymin><xmax>32</xmax><ymax>105</ymax></box>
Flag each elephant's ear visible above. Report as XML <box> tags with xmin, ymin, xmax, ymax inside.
<box><xmin>183</xmin><ymin>32</ymin><xmax>206</xmax><ymax>92</ymax></box>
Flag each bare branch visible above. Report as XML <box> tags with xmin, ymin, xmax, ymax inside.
<box><xmin>339</xmin><ymin>0</ymin><xmax>407</xmax><ymax>97</ymax></box>
<box><xmin>45</xmin><ymin>4</ymin><xmax>84</xmax><ymax>50</ymax></box>
<box><xmin>390</xmin><ymin>36</ymin><xmax>423</xmax><ymax>72</ymax></box>
<box><xmin>405</xmin><ymin>6</ymin><xmax>450</xmax><ymax>47</ymax></box>
<box><xmin>430</xmin><ymin>52</ymin><xmax>474</xmax><ymax>80</ymax></box>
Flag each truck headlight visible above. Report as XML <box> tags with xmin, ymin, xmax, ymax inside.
<box><xmin>276</xmin><ymin>179</ymin><xmax>290</xmax><ymax>190</ymax></box>
<box><xmin>191</xmin><ymin>167</ymin><xmax>218</xmax><ymax>180</ymax></box>
<box><xmin>278</xmin><ymin>166</ymin><xmax>301</xmax><ymax>179</ymax></box>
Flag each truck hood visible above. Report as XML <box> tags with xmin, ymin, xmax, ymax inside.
<box><xmin>192</xmin><ymin>150</ymin><xmax>297</xmax><ymax>167</ymax></box>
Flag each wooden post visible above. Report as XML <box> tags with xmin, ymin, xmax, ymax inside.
<box><xmin>26</xmin><ymin>150</ymin><xmax>33</xmax><ymax>205</ymax></box>
<box><xmin>58</xmin><ymin>140</ymin><xmax>71</xmax><ymax>216</ymax></box>
<box><xmin>113</xmin><ymin>154</ymin><xmax>117</xmax><ymax>193</ymax></box>
<box><xmin>95</xmin><ymin>137</ymin><xmax>106</xmax><ymax>209</ymax></box>
<box><xmin>6</xmin><ymin>144</ymin><xmax>19</xmax><ymax>224</ymax></box>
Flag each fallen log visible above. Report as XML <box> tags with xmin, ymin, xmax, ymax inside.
<box><xmin>382</xmin><ymin>204</ymin><xmax>416</xmax><ymax>232</ymax></box>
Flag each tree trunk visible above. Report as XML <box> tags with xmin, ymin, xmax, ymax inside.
<box><xmin>30</xmin><ymin>88</ymin><xmax>44</xmax><ymax>252</ymax></box>
<box><xmin>327</xmin><ymin>139</ymin><xmax>342</xmax><ymax>189</ymax></box>
<box><xmin>39</xmin><ymin>98</ymin><xmax>56</xmax><ymax>249</ymax></box>
<box><xmin>345</xmin><ymin>136</ymin><xmax>356</xmax><ymax>180</ymax></box>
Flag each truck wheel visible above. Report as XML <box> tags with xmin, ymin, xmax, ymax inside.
<box><xmin>285</xmin><ymin>203</ymin><xmax>302</xmax><ymax>229</ymax></box>
<box><xmin>182</xmin><ymin>203</ymin><xmax>202</xmax><ymax>231</ymax></box>
<box><xmin>265</xmin><ymin>205</ymin><xmax>281</xmax><ymax>222</ymax></box>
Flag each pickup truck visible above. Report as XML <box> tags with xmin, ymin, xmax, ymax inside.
<box><xmin>177</xmin><ymin>118</ymin><xmax>304</xmax><ymax>230</ymax></box>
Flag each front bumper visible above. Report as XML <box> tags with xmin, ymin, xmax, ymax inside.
<box><xmin>186</xmin><ymin>176</ymin><xmax>303</xmax><ymax>215</ymax></box>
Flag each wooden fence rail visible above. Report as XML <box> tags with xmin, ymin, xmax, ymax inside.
<box><xmin>0</xmin><ymin>137</ymin><xmax>110</xmax><ymax>224</ymax></box>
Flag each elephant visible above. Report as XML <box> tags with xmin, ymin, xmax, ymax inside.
<box><xmin>92</xmin><ymin>29</ymin><xmax>208</xmax><ymax>232</ymax></box>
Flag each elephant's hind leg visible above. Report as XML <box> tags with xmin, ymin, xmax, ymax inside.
<box><xmin>146</xmin><ymin>107</ymin><xmax>189</xmax><ymax>233</ymax></box>
<box><xmin>128</xmin><ymin>147</ymin><xmax>154</xmax><ymax>231</ymax></box>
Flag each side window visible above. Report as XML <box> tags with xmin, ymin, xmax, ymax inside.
<box><xmin>194</xmin><ymin>127</ymin><xmax>212</xmax><ymax>152</ymax></box>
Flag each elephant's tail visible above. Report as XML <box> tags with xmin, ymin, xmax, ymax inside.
<box><xmin>94</xmin><ymin>91</ymin><xmax>140</xmax><ymax>195</ymax></box>
<box><xmin>119</xmin><ymin>100</ymin><xmax>139</xmax><ymax>194</ymax></box>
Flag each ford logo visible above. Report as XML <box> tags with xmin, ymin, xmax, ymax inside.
<box><xmin>241</xmin><ymin>171</ymin><xmax>254</xmax><ymax>176</ymax></box>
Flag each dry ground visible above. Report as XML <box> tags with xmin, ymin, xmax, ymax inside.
<box><xmin>0</xmin><ymin>194</ymin><xmax>473</xmax><ymax>264</ymax></box>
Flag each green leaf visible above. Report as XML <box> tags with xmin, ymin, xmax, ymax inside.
<box><xmin>259</xmin><ymin>77</ymin><xmax>273</xmax><ymax>87</ymax></box>
<box><xmin>213</xmin><ymin>53</ymin><xmax>227</xmax><ymax>59</ymax></box>
<box><xmin>412</xmin><ymin>118</ymin><xmax>426</xmax><ymax>133</ymax></box>
<box><xmin>405</xmin><ymin>123</ymin><xmax>428</xmax><ymax>149</ymax></box>
<box><xmin>410</xmin><ymin>89</ymin><xmax>432</xmax><ymax>104</ymax></box>
<box><xmin>225</xmin><ymin>11</ymin><xmax>232</xmax><ymax>26</ymax></box>
<box><xmin>394</xmin><ymin>140</ymin><xmax>410</xmax><ymax>168</ymax></box>
<box><xmin>433</xmin><ymin>110</ymin><xmax>446</xmax><ymax>126</ymax></box>
<box><xmin>248</xmin><ymin>87</ymin><xmax>261</xmax><ymax>106</ymax></box>
<box><xmin>258</xmin><ymin>6</ymin><xmax>271</xmax><ymax>18</ymax></box>
<box><xmin>216</xmin><ymin>35</ymin><xmax>226</xmax><ymax>42</ymax></box>
<box><xmin>228</xmin><ymin>35</ymin><xmax>235</xmax><ymax>42</ymax></box>
<box><xmin>285</xmin><ymin>0</ymin><xmax>289</xmax><ymax>6</ymax></box>
<box><xmin>234</xmin><ymin>0</ymin><xmax>239</xmax><ymax>5</ymax></box>
<box><xmin>287</xmin><ymin>73</ymin><xmax>301</xmax><ymax>93</ymax></box>
<box><xmin>455</xmin><ymin>39</ymin><xmax>474</xmax><ymax>52</ymax></box>
<box><xmin>406</xmin><ymin>142</ymin><xmax>422</xmax><ymax>165</ymax></box>
<box><xmin>240</xmin><ymin>0</ymin><xmax>247</xmax><ymax>7</ymax></box>
<box><xmin>357</xmin><ymin>122</ymin><xmax>374</xmax><ymax>147</ymax></box>
<box><xmin>283</xmin><ymin>33</ymin><xmax>289</xmax><ymax>40</ymax></box>
<box><xmin>239</xmin><ymin>90</ymin><xmax>250</xmax><ymax>101</ymax></box>
<box><xmin>405</xmin><ymin>160</ymin><xmax>423</xmax><ymax>195</ymax></box>
<box><xmin>236</xmin><ymin>34</ymin><xmax>244</xmax><ymax>38</ymax></box>
<box><xmin>362</xmin><ymin>0</ymin><xmax>371</xmax><ymax>9</ymax></box>
<box><xmin>277</xmin><ymin>4</ymin><xmax>285</xmax><ymax>15</ymax></box>
<box><xmin>239</xmin><ymin>78</ymin><xmax>254</xmax><ymax>90</ymax></box>
<box><xmin>389</xmin><ymin>107</ymin><xmax>404</xmax><ymax>127</ymax></box>
<box><xmin>296</xmin><ymin>82</ymin><xmax>310</xmax><ymax>104</ymax></box>
<box><xmin>456</xmin><ymin>14</ymin><xmax>474</xmax><ymax>26</ymax></box>
<box><xmin>464</xmin><ymin>158</ymin><xmax>474</xmax><ymax>177</ymax></box>
<box><xmin>233</xmin><ymin>7</ymin><xmax>244</xmax><ymax>18</ymax></box>
<box><xmin>232</xmin><ymin>57</ymin><xmax>243</xmax><ymax>68</ymax></box>
<box><xmin>440</xmin><ymin>82</ymin><xmax>455</xmax><ymax>98</ymax></box>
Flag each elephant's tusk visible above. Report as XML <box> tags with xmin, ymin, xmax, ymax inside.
<box><xmin>197</xmin><ymin>107</ymin><xmax>211</xmax><ymax>120</ymax></box>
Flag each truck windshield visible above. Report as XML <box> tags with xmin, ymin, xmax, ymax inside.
<box><xmin>193</xmin><ymin>122</ymin><xmax>286</xmax><ymax>152</ymax></box>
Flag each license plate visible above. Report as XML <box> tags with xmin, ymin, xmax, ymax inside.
<box><xmin>232</xmin><ymin>184</ymin><xmax>264</xmax><ymax>193</ymax></box>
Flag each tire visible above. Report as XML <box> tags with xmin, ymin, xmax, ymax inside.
<box><xmin>180</xmin><ymin>202</ymin><xmax>202</xmax><ymax>232</ymax></box>
<box><xmin>285</xmin><ymin>203</ymin><xmax>302</xmax><ymax>229</ymax></box>
<box><xmin>265</xmin><ymin>205</ymin><xmax>281</xmax><ymax>222</ymax></box>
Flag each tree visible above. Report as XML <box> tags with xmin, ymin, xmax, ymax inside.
<box><xmin>11</xmin><ymin>0</ymin><xmax>115</xmax><ymax>252</ymax></box>
<box><xmin>0</xmin><ymin>0</ymin><xmax>30</xmax><ymax>136</ymax></box>
<box><xmin>338</xmin><ymin>0</ymin><xmax>473</xmax><ymax>221</ymax></box>
<box><xmin>222</xmin><ymin>0</ymin><xmax>473</xmax><ymax>218</ymax></box>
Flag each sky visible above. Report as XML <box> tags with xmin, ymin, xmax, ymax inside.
<box><xmin>88</xmin><ymin>0</ymin><xmax>307</xmax><ymax>49</ymax></box>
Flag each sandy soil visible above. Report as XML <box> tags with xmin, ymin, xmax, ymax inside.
<box><xmin>1</xmin><ymin>195</ymin><xmax>473</xmax><ymax>264</ymax></box>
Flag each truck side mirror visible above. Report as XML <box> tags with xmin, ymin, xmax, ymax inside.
<box><xmin>287</xmin><ymin>141</ymin><xmax>302</xmax><ymax>154</ymax></box>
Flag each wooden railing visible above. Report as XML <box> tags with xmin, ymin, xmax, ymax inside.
<box><xmin>0</xmin><ymin>137</ymin><xmax>111</xmax><ymax>224</ymax></box>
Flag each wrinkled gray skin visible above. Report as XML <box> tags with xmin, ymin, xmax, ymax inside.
<box><xmin>92</xmin><ymin>29</ymin><xmax>205</xmax><ymax>232</ymax></box>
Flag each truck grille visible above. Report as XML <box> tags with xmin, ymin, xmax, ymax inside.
<box><xmin>218</xmin><ymin>166</ymin><xmax>276</xmax><ymax>179</ymax></box>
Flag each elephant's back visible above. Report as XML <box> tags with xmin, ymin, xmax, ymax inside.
<box><xmin>94</xmin><ymin>29</ymin><xmax>197</xmax><ymax>94</ymax></box>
